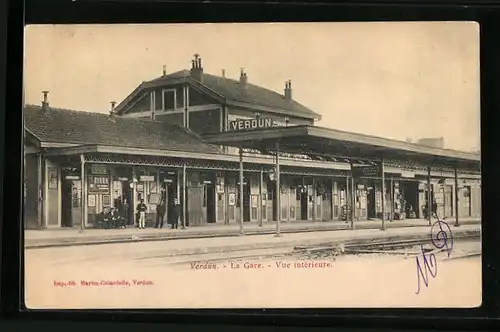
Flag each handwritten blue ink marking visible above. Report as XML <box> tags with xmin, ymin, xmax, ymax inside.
<box><xmin>415</xmin><ymin>216</ymin><xmax>453</xmax><ymax>295</ymax></box>
<box><xmin>430</xmin><ymin>217</ymin><xmax>454</xmax><ymax>258</ymax></box>
<box><xmin>415</xmin><ymin>245</ymin><xmax>438</xmax><ymax>295</ymax></box>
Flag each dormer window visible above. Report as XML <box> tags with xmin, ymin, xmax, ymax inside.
<box><xmin>161</xmin><ymin>88</ymin><xmax>177</xmax><ymax>111</ymax></box>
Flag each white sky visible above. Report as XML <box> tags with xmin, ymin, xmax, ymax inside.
<box><xmin>24</xmin><ymin>22</ymin><xmax>480</xmax><ymax>152</ymax></box>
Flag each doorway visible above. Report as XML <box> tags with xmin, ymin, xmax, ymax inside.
<box><xmin>61</xmin><ymin>179</ymin><xmax>73</xmax><ymax>227</ymax></box>
<box><xmin>122</xmin><ymin>182</ymin><xmax>133</xmax><ymax>225</ymax></box>
<box><xmin>205</xmin><ymin>182</ymin><xmax>216</xmax><ymax>223</ymax></box>
<box><xmin>61</xmin><ymin>177</ymin><xmax>82</xmax><ymax>227</ymax></box>
<box><xmin>162</xmin><ymin>181</ymin><xmax>176</xmax><ymax>224</ymax></box>
<box><xmin>268</xmin><ymin>181</ymin><xmax>277</xmax><ymax>221</ymax></box>
<box><xmin>367</xmin><ymin>187</ymin><xmax>376</xmax><ymax>219</ymax></box>
<box><xmin>401</xmin><ymin>181</ymin><xmax>419</xmax><ymax>218</ymax></box>
<box><xmin>300</xmin><ymin>187</ymin><xmax>308</xmax><ymax>220</ymax></box>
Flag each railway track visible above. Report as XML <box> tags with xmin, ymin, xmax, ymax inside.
<box><xmin>167</xmin><ymin>233</ymin><xmax>480</xmax><ymax>266</ymax></box>
<box><xmin>293</xmin><ymin>232</ymin><xmax>480</xmax><ymax>255</ymax></box>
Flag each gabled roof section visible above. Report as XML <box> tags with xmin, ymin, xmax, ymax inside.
<box><xmin>115</xmin><ymin>69</ymin><xmax>322</xmax><ymax>120</ymax></box>
<box><xmin>24</xmin><ymin>104</ymin><xmax>222</xmax><ymax>155</ymax></box>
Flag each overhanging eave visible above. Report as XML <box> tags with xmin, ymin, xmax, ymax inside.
<box><xmin>202</xmin><ymin>125</ymin><xmax>481</xmax><ymax>169</ymax></box>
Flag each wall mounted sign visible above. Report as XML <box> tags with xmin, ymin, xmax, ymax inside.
<box><xmin>87</xmin><ymin>194</ymin><xmax>96</xmax><ymax>207</ymax></box>
<box><xmin>112</xmin><ymin>181</ymin><xmax>122</xmax><ymax>199</ymax></box>
<box><xmin>117</xmin><ymin>177</ymin><xmax>129</xmax><ymax>181</ymax></box>
<box><xmin>228</xmin><ymin>193</ymin><xmax>236</xmax><ymax>206</ymax></box>
<box><xmin>91</xmin><ymin>164</ymin><xmax>107</xmax><ymax>175</ymax></box>
<box><xmin>149</xmin><ymin>193</ymin><xmax>160</xmax><ymax>205</ymax></box>
<box><xmin>401</xmin><ymin>170</ymin><xmax>415</xmax><ymax>178</ymax></box>
<box><xmin>65</xmin><ymin>175</ymin><xmax>80</xmax><ymax>180</ymax></box>
<box><xmin>48</xmin><ymin>167</ymin><xmax>58</xmax><ymax>189</ymax></box>
<box><xmin>149</xmin><ymin>182</ymin><xmax>158</xmax><ymax>193</ymax></box>
<box><xmin>229</xmin><ymin>118</ymin><xmax>274</xmax><ymax>131</ymax></box>
<box><xmin>88</xmin><ymin>175</ymin><xmax>110</xmax><ymax>193</ymax></box>
<box><xmin>140</xmin><ymin>175</ymin><xmax>155</xmax><ymax>182</ymax></box>
<box><xmin>251</xmin><ymin>195</ymin><xmax>258</xmax><ymax>208</ymax></box>
<box><xmin>102</xmin><ymin>194</ymin><xmax>111</xmax><ymax>206</ymax></box>
<box><xmin>352</xmin><ymin>164</ymin><xmax>382</xmax><ymax>178</ymax></box>
<box><xmin>164</xmin><ymin>179</ymin><xmax>173</xmax><ymax>183</ymax></box>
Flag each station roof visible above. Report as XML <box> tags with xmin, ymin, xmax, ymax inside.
<box><xmin>115</xmin><ymin>69</ymin><xmax>321</xmax><ymax>121</ymax></box>
<box><xmin>24</xmin><ymin>105</ymin><xmax>221</xmax><ymax>155</ymax></box>
<box><xmin>202</xmin><ymin>125</ymin><xmax>481</xmax><ymax>169</ymax></box>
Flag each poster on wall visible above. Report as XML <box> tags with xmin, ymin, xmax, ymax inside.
<box><xmin>102</xmin><ymin>195</ymin><xmax>111</xmax><ymax>206</ymax></box>
<box><xmin>48</xmin><ymin>167</ymin><xmax>58</xmax><ymax>189</ymax></box>
<box><xmin>149</xmin><ymin>193</ymin><xmax>160</xmax><ymax>205</ymax></box>
<box><xmin>216</xmin><ymin>184</ymin><xmax>225</xmax><ymax>193</ymax></box>
<box><xmin>150</xmin><ymin>181</ymin><xmax>158</xmax><ymax>193</ymax></box>
<box><xmin>229</xmin><ymin>193</ymin><xmax>236</xmax><ymax>206</ymax></box>
<box><xmin>251</xmin><ymin>195</ymin><xmax>258</xmax><ymax>208</ymax></box>
<box><xmin>87</xmin><ymin>194</ymin><xmax>96</xmax><ymax>207</ymax></box>
<box><xmin>112</xmin><ymin>181</ymin><xmax>122</xmax><ymax>199</ymax></box>
<box><xmin>89</xmin><ymin>175</ymin><xmax>110</xmax><ymax>193</ymax></box>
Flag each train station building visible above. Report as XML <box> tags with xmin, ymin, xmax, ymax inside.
<box><xmin>23</xmin><ymin>55</ymin><xmax>482</xmax><ymax>230</ymax></box>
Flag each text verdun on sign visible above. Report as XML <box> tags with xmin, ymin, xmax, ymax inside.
<box><xmin>229</xmin><ymin>118</ymin><xmax>283</xmax><ymax>131</ymax></box>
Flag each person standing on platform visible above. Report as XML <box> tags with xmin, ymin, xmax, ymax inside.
<box><xmin>169</xmin><ymin>198</ymin><xmax>180</xmax><ymax>229</ymax></box>
<box><xmin>155</xmin><ymin>200</ymin><xmax>166</xmax><ymax>228</ymax></box>
<box><xmin>136</xmin><ymin>199</ymin><xmax>147</xmax><ymax>229</ymax></box>
<box><xmin>123</xmin><ymin>198</ymin><xmax>130</xmax><ymax>226</ymax></box>
<box><xmin>432</xmin><ymin>198</ymin><xmax>438</xmax><ymax>219</ymax></box>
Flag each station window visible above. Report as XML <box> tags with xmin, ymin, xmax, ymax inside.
<box><xmin>162</xmin><ymin>89</ymin><xmax>176</xmax><ymax>111</ymax></box>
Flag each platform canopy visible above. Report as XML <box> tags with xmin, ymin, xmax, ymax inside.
<box><xmin>202</xmin><ymin>125</ymin><xmax>480</xmax><ymax>170</ymax></box>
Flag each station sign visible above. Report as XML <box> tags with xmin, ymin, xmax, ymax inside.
<box><xmin>352</xmin><ymin>164</ymin><xmax>382</xmax><ymax>178</ymax></box>
<box><xmin>229</xmin><ymin>118</ymin><xmax>274</xmax><ymax>131</ymax></box>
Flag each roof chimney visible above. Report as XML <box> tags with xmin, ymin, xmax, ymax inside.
<box><xmin>162</xmin><ymin>65</ymin><xmax>167</xmax><ymax>76</ymax></box>
<box><xmin>108</xmin><ymin>101</ymin><xmax>117</xmax><ymax>122</ymax></box>
<box><xmin>190</xmin><ymin>53</ymin><xmax>203</xmax><ymax>82</ymax></box>
<box><xmin>239</xmin><ymin>68</ymin><xmax>248</xmax><ymax>90</ymax></box>
<box><xmin>41</xmin><ymin>91</ymin><xmax>50</xmax><ymax>112</ymax></box>
<box><xmin>284</xmin><ymin>80</ymin><xmax>292</xmax><ymax>101</ymax></box>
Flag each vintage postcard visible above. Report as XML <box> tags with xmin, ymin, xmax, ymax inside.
<box><xmin>23</xmin><ymin>22</ymin><xmax>481</xmax><ymax>309</ymax></box>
